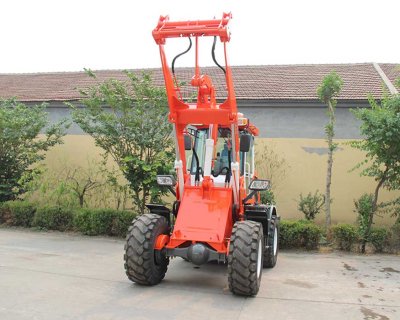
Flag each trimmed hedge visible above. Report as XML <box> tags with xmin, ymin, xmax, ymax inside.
<box><xmin>33</xmin><ymin>206</ymin><xmax>74</xmax><ymax>231</ymax></box>
<box><xmin>331</xmin><ymin>224</ymin><xmax>358</xmax><ymax>251</ymax></box>
<box><xmin>0</xmin><ymin>200</ymin><xmax>397</xmax><ymax>253</ymax></box>
<box><xmin>73</xmin><ymin>208</ymin><xmax>136</xmax><ymax>237</ymax></box>
<box><xmin>0</xmin><ymin>201</ymin><xmax>136</xmax><ymax>237</ymax></box>
<box><xmin>279</xmin><ymin>220</ymin><xmax>322</xmax><ymax>250</ymax></box>
<box><xmin>331</xmin><ymin>223</ymin><xmax>391</xmax><ymax>253</ymax></box>
<box><xmin>369</xmin><ymin>227</ymin><xmax>390</xmax><ymax>253</ymax></box>
<box><xmin>0</xmin><ymin>201</ymin><xmax>36</xmax><ymax>227</ymax></box>
<box><xmin>389</xmin><ymin>223</ymin><xmax>400</xmax><ymax>251</ymax></box>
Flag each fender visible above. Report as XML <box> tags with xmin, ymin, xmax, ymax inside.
<box><xmin>245</xmin><ymin>204</ymin><xmax>280</xmax><ymax>236</ymax></box>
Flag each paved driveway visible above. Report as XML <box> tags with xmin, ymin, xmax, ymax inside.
<box><xmin>0</xmin><ymin>228</ymin><xmax>399</xmax><ymax>320</ymax></box>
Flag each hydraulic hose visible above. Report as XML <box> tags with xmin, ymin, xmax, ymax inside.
<box><xmin>212</xmin><ymin>36</ymin><xmax>226</xmax><ymax>75</ymax></box>
<box><xmin>172</xmin><ymin>37</ymin><xmax>192</xmax><ymax>76</ymax></box>
<box><xmin>192</xmin><ymin>147</ymin><xmax>201</xmax><ymax>183</ymax></box>
<box><xmin>225</xmin><ymin>150</ymin><xmax>232</xmax><ymax>184</ymax></box>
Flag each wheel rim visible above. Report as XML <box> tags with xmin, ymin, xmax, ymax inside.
<box><xmin>257</xmin><ymin>238</ymin><xmax>262</xmax><ymax>278</ymax></box>
<box><xmin>273</xmin><ymin>226</ymin><xmax>278</xmax><ymax>256</ymax></box>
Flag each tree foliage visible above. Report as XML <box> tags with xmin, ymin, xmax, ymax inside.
<box><xmin>317</xmin><ymin>72</ymin><xmax>343</xmax><ymax>105</ymax></box>
<box><xmin>0</xmin><ymin>99</ymin><xmax>67</xmax><ymax>202</ymax></box>
<box><xmin>350</xmin><ymin>93</ymin><xmax>400</xmax><ymax>252</ymax></box>
<box><xmin>317</xmin><ymin>71</ymin><xmax>343</xmax><ymax>228</ymax></box>
<box><xmin>70</xmin><ymin>71</ymin><xmax>174</xmax><ymax>214</ymax></box>
<box><xmin>297</xmin><ymin>190</ymin><xmax>325</xmax><ymax>221</ymax></box>
<box><xmin>351</xmin><ymin>95</ymin><xmax>400</xmax><ymax>190</ymax></box>
<box><xmin>255</xmin><ymin>142</ymin><xmax>289</xmax><ymax>192</ymax></box>
<box><xmin>354</xmin><ymin>193</ymin><xmax>374</xmax><ymax>250</ymax></box>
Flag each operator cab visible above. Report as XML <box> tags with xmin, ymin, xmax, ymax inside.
<box><xmin>186</xmin><ymin>124</ymin><xmax>255</xmax><ymax>188</ymax></box>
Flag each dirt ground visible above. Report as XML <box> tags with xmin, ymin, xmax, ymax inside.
<box><xmin>0</xmin><ymin>228</ymin><xmax>399</xmax><ymax>320</ymax></box>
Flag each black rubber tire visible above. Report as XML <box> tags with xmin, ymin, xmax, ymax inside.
<box><xmin>228</xmin><ymin>220</ymin><xmax>264</xmax><ymax>296</ymax></box>
<box><xmin>263</xmin><ymin>216</ymin><xmax>279</xmax><ymax>268</ymax></box>
<box><xmin>124</xmin><ymin>213</ymin><xmax>169</xmax><ymax>285</ymax></box>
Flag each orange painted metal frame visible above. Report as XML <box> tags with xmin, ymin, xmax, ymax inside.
<box><xmin>152</xmin><ymin>13</ymin><xmax>239</xmax><ymax>173</ymax></box>
<box><xmin>152</xmin><ymin>13</ymin><xmax>252</xmax><ymax>254</ymax></box>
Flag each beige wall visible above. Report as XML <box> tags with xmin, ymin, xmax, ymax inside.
<box><xmin>256</xmin><ymin>138</ymin><xmax>399</xmax><ymax>225</ymax></box>
<box><xmin>45</xmin><ymin>135</ymin><xmax>105</xmax><ymax>168</ymax></box>
<box><xmin>44</xmin><ymin>135</ymin><xmax>399</xmax><ymax>225</ymax></box>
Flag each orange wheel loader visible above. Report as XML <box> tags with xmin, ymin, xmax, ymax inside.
<box><xmin>124</xmin><ymin>13</ymin><xmax>279</xmax><ymax>296</ymax></box>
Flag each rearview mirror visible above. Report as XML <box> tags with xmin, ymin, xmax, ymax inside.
<box><xmin>184</xmin><ymin>134</ymin><xmax>192</xmax><ymax>150</ymax></box>
<box><xmin>240</xmin><ymin>134</ymin><xmax>251</xmax><ymax>152</ymax></box>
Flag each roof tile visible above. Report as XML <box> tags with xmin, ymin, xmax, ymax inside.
<box><xmin>0</xmin><ymin>63</ymin><xmax>398</xmax><ymax>102</ymax></box>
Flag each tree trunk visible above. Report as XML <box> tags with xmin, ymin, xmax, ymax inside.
<box><xmin>325</xmin><ymin>144</ymin><xmax>333</xmax><ymax>228</ymax></box>
<box><xmin>360</xmin><ymin>172</ymin><xmax>386</xmax><ymax>253</ymax></box>
<box><xmin>141</xmin><ymin>190</ymin><xmax>148</xmax><ymax>215</ymax></box>
<box><xmin>116</xmin><ymin>197</ymin><xmax>121</xmax><ymax>210</ymax></box>
<box><xmin>133</xmin><ymin>191</ymin><xmax>143</xmax><ymax>214</ymax></box>
<box><xmin>79</xmin><ymin>194</ymin><xmax>84</xmax><ymax>208</ymax></box>
<box><xmin>325</xmin><ymin>100</ymin><xmax>335</xmax><ymax>229</ymax></box>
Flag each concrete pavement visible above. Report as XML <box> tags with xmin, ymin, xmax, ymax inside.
<box><xmin>0</xmin><ymin>228</ymin><xmax>399</xmax><ymax>320</ymax></box>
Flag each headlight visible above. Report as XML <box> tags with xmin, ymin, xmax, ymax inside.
<box><xmin>249</xmin><ymin>179</ymin><xmax>270</xmax><ymax>191</ymax></box>
<box><xmin>156</xmin><ymin>175</ymin><xmax>176</xmax><ymax>186</ymax></box>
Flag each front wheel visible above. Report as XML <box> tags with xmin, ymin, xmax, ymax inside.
<box><xmin>263</xmin><ymin>216</ymin><xmax>279</xmax><ymax>268</ymax></box>
<box><xmin>124</xmin><ymin>213</ymin><xmax>169</xmax><ymax>285</ymax></box>
<box><xmin>228</xmin><ymin>220</ymin><xmax>263</xmax><ymax>296</ymax></box>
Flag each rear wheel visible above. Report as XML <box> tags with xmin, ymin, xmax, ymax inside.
<box><xmin>263</xmin><ymin>216</ymin><xmax>279</xmax><ymax>268</ymax></box>
<box><xmin>228</xmin><ymin>220</ymin><xmax>263</xmax><ymax>296</ymax></box>
<box><xmin>124</xmin><ymin>213</ymin><xmax>169</xmax><ymax>285</ymax></box>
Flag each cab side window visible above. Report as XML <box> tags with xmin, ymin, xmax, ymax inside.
<box><xmin>240</xmin><ymin>135</ymin><xmax>254</xmax><ymax>189</ymax></box>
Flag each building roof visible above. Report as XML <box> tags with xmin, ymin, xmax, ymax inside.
<box><xmin>0</xmin><ymin>63</ymin><xmax>398</xmax><ymax>103</ymax></box>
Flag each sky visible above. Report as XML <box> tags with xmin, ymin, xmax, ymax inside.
<box><xmin>1</xmin><ymin>0</ymin><xmax>399</xmax><ymax>74</ymax></box>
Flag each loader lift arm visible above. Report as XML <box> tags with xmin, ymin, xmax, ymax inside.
<box><xmin>152</xmin><ymin>12</ymin><xmax>240</xmax><ymax>203</ymax></box>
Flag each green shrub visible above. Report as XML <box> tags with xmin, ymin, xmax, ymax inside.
<box><xmin>331</xmin><ymin>224</ymin><xmax>358</xmax><ymax>251</ymax></box>
<box><xmin>297</xmin><ymin>190</ymin><xmax>325</xmax><ymax>221</ymax></box>
<box><xmin>279</xmin><ymin>220</ymin><xmax>322</xmax><ymax>250</ymax></box>
<box><xmin>0</xmin><ymin>201</ymin><xmax>36</xmax><ymax>227</ymax></box>
<box><xmin>260</xmin><ymin>190</ymin><xmax>275</xmax><ymax>205</ymax></box>
<box><xmin>72</xmin><ymin>209</ymin><xmax>92</xmax><ymax>234</ymax></box>
<box><xmin>369</xmin><ymin>227</ymin><xmax>389</xmax><ymax>253</ymax></box>
<box><xmin>355</xmin><ymin>193</ymin><xmax>374</xmax><ymax>235</ymax></box>
<box><xmin>111</xmin><ymin>210</ymin><xmax>136</xmax><ymax>237</ymax></box>
<box><xmin>0</xmin><ymin>202</ymin><xmax>12</xmax><ymax>224</ymax></box>
<box><xmin>89</xmin><ymin>209</ymin><xmax>116</xmax><ymax>235</ymax></box>
<box><xmin>0</xmin><ymin>99</ymin><xmax>67</xmax><ymax>202</ymax></box>
<box><xmin>73</xmin><ymin>208</ymin><xmax>136</xmax><ymax>237</ymax></box>
<box><xmin>388</xmin><ymin>223</ymin><xmax>400</xmax><ymax>251</ymax></box>
<box><xmin>33</xmin><ymin>206</ymin><xmax>74</xmax><ymax>231</ymax></box>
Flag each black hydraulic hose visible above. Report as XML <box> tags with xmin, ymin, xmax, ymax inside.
<box><xmin>172</xmin><ymin>37</ymin><xmax>192</xmax><ymax>76</ymax></box>
<box><xmin>225</xmin><ymin>150</ymin><xmax>232</xmax><ymax>184</ymax></box>
<box><xmin>212</xmin><ymin>36</ymin><xmax>226</xmax><ymax>75</ymax></box>
<box><xmin>192</xmin><ymin>147</ymin><xmax>201</xmax><ymax>183</ymax></box>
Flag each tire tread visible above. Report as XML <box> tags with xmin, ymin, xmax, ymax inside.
<box><xmin>228</xmin><ymin>220</ymin><xmax>263</xmax><ymax>296</ymax></box>
<box><xmin>263</xmin><ymin>217</ymin><xmax>279</xmax><ymax>268</ymax></box>
<box><xmin>124</xmin><ymin>213</ymin><xmax>169</xmax><ymax>285</ymax></box>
